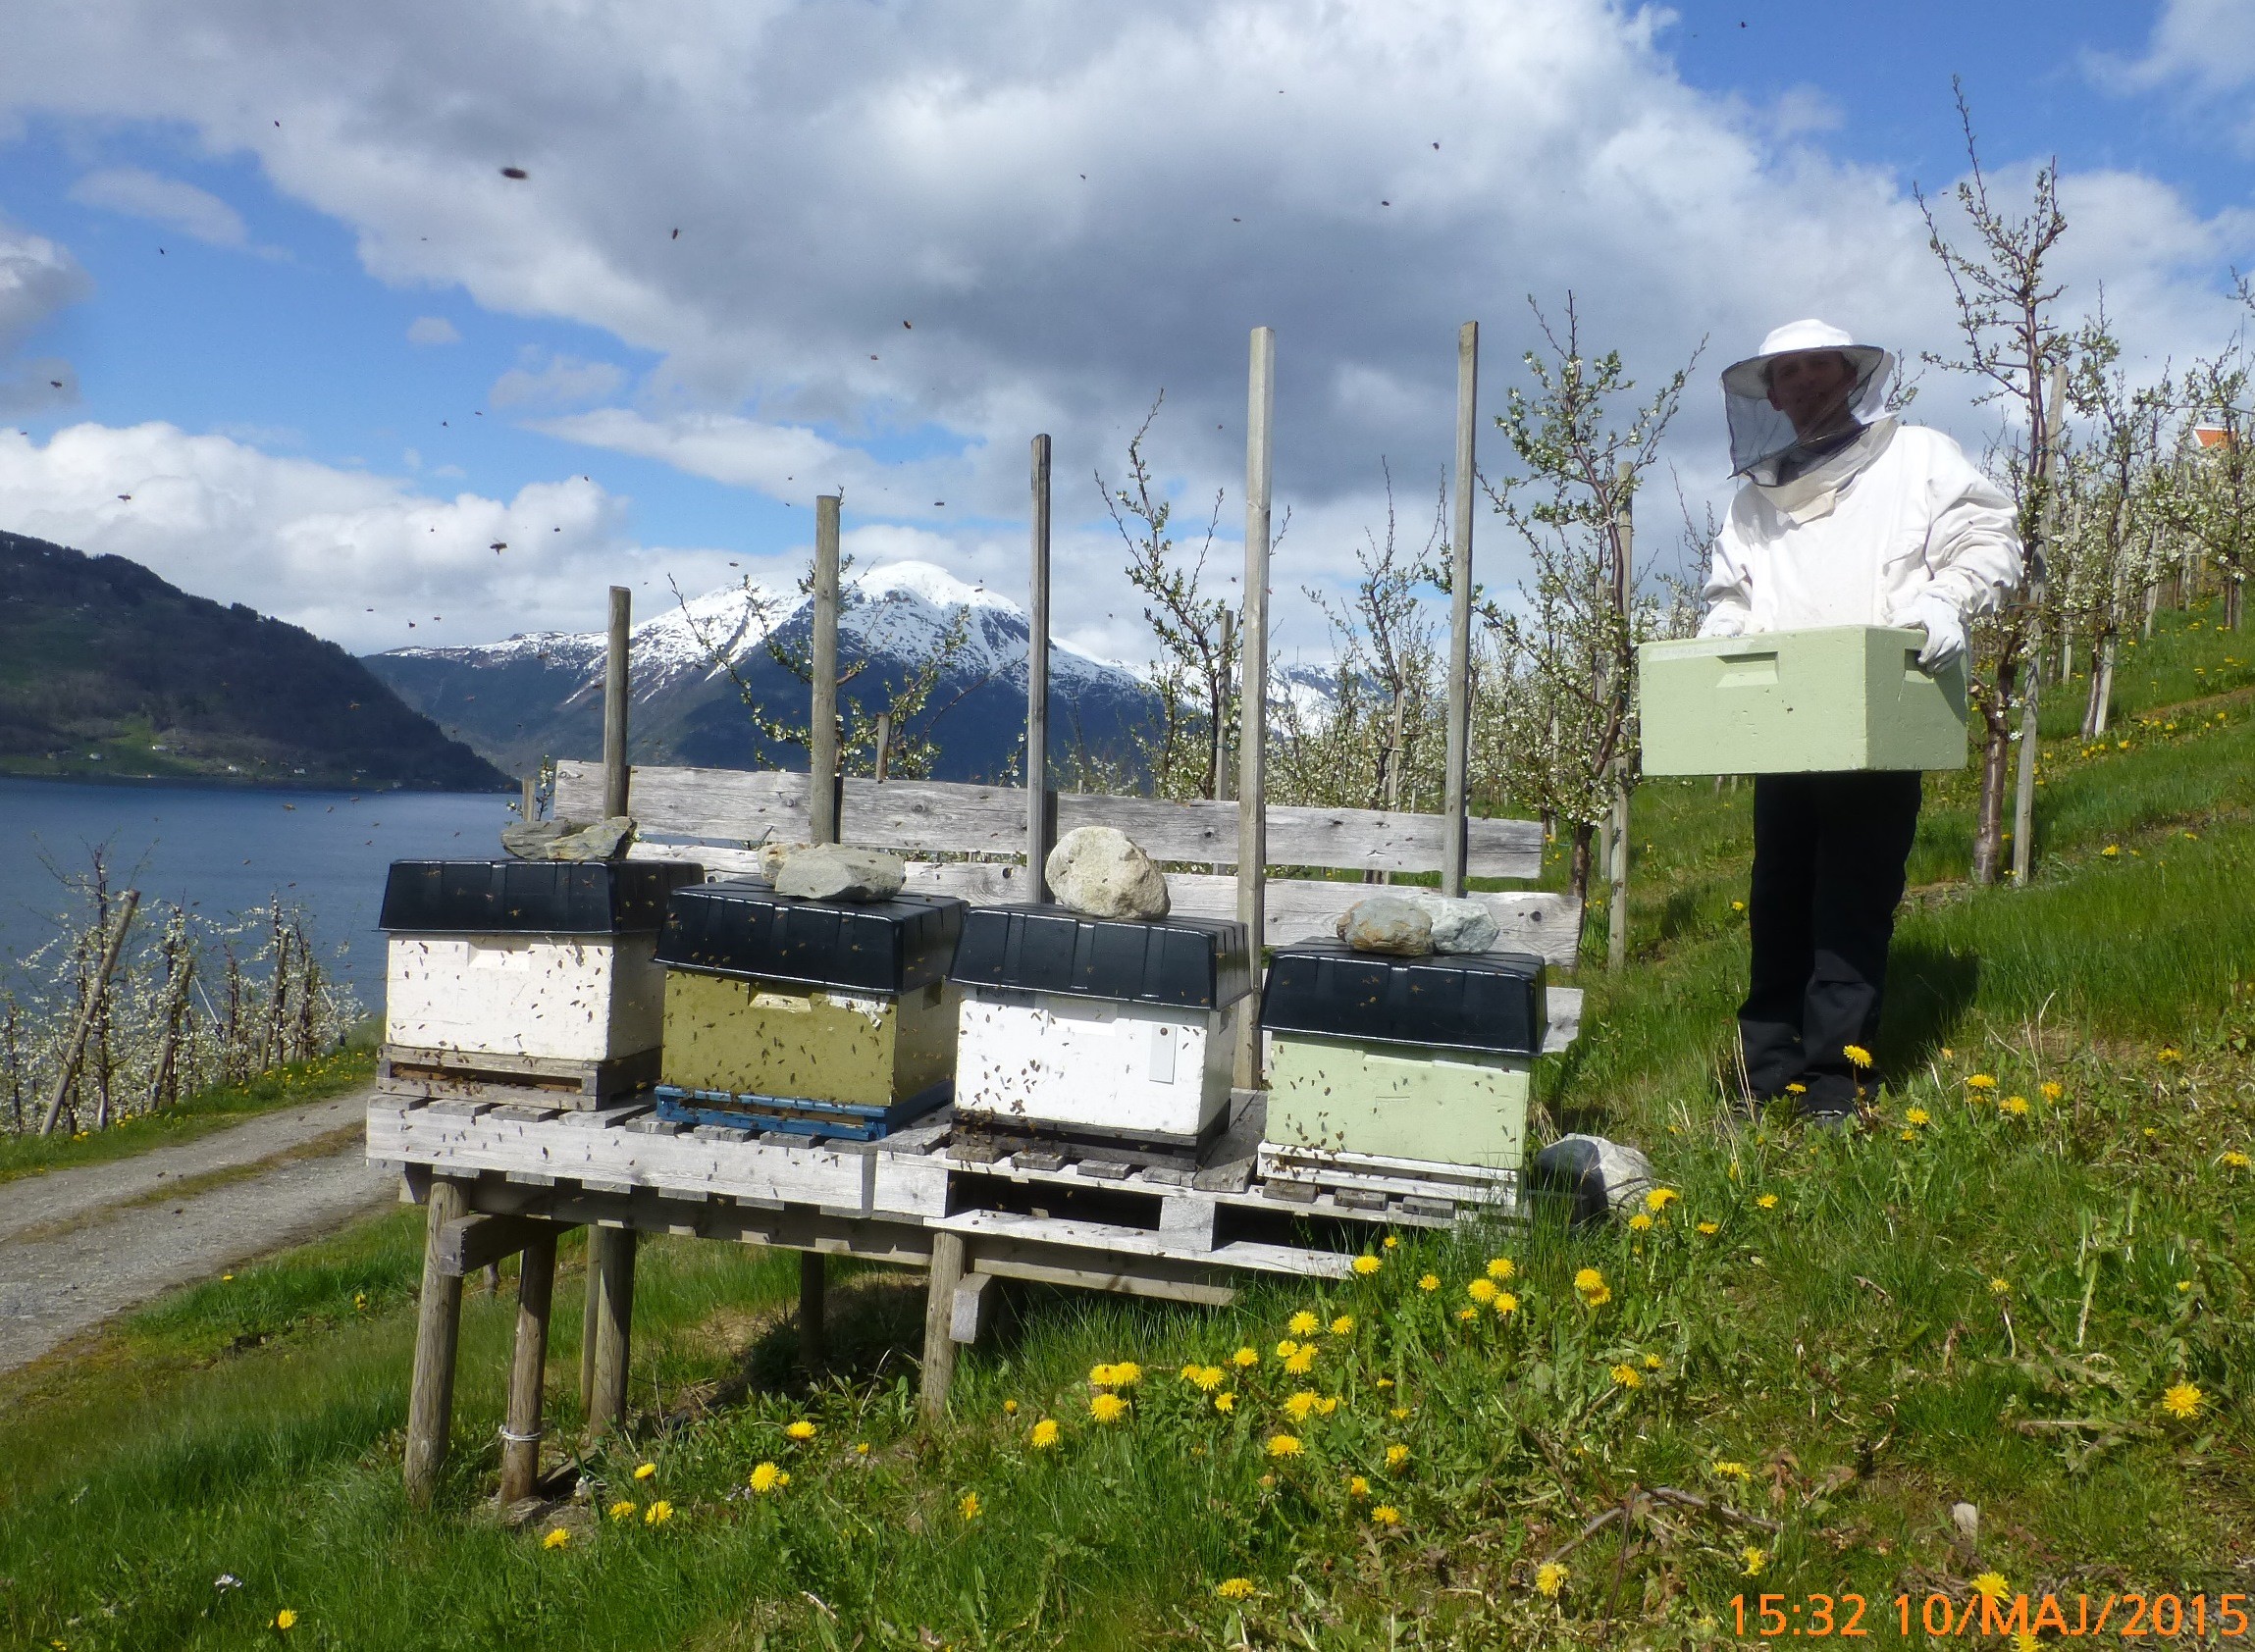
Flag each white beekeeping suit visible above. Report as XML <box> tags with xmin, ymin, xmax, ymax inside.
<box><xmin>1700</xmin><ymin>319</ymin><xmax>2022</xmax><ymax>667</ymax></box>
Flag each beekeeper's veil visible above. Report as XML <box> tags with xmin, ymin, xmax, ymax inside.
<box><xmin>1722</xmin><ymin>319</ymin><xmax>1894</xmax><ymax>484</ymax></box>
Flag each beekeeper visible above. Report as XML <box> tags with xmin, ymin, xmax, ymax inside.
<box><xmin>1700</xmin><ymin>320</ymin><xmax>2021</xmax><ymax>1126</ymax></box>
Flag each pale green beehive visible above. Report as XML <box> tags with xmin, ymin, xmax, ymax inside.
<box><xmin>661</xmin><ymin>973</ymin><xmax>959</xmax><ymax>1109</ymax></box>
<box><xmin>1638</xmin><ymin>625</ymin><xmax>1967</xmax><ymax>776</ymax></box>
<box><xmin>1265</xmin><ymin>1033</ymin><xmax>1529</xmax><ymax>1168</ymax></box>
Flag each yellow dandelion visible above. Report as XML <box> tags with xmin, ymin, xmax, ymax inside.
<box><xmin>644</xmin><ymin>1500</ymin><xmax>672</xmax><ymax>1526</ymax></box>
<box><xmin>1973</xmin><ymin>1573</ymin><xmax>2010</xmax><ymax>1602</ymax></box>
<box><xmin>1003</xmin><ymin>1400</ymin><xmax>1018</xmax><ymax>1416</ymax></box>
<box><xmin>633</xmin><ymin>1462</ymin><xmax>656</xmax><ymax>1481</ymax></box>
<box><xmin>785</xmin><ymin>1420</ymin><xmax>817</xmax><ymax>1441</ymax></box>
<box><xmin>1609</xmin><ymin>1363</ymin><xmax>1643</xmax><ymax>1388</ymax></box>
<box><xmin>1696</xmin><ymin>1220</ymin><xmax>1720</xmax><ymax>1236</ymax></box>
<box><xmin>1316</xmin><ymin>1395</ymin><xmax>1337</xmax><ymax>1416</ymax></box>
<box><xmin>1232</xmin><ymin>1345</ymin><xmax>1260</xmax><ymax>1368</ymax></box>
<box><xmin>1455</xmin><ymin>1307</ymin><xmax>1480</xmax><ymax>1322</ymax></box>
<box><xmin>1331</xmin><ymin>1315</ymin><xmax>1355</xmax><ymax>1337</ymax></box>
<box><xmin>1627</xmin><ymin>1213</ymin><xmax>1653</xmax><ymax>1232</ymax></box>
<box><xmin>1487</xmin><ymin>1255</ymin><xmax>1518</xmax><ymax>1279</ymax></box>
<box><xmin>1267</xmin><ymin>1432</ymin><xmax>1303</xmax><ymax>1458</ymax></box>
<box><xmin>1274</xmin><ymin>1338</ymin><xmax>1299</xmax><ymax>1359</ymax></box>
<box><xmin>2039</xmin><ymin>1081</ymin><xmax>2063</xmax><ymax>1101</ymax></box>
<box><xmin>1030</xmin><ymin>1418</ymin><xmax>1061</xmax><ymax>1449</ymax></box>
<box><xmin>748</xmin><ymin>1462</ymin><xmax>789</xmax><ymax>1495</ymax></box>
<box><xmin>274</xmin><ymin>1609</ymin><xmax>298</xmax><ymax>1630</ymax></box>
<box><xmin>1371</xmin><ymin>1504</ymin><xmax>1402</xmax><ymax>1526</ymax></box>
<box><xmin>1967</xmin><ymin>1073</ymin><xmax>1998</xmax><ymax>1091</ymax></box>
<box><xmin>1089</xmin><ymin>1392</ymin><xmax>1129</xmax><ymax>1423</ymax></box>
<box><xmin>1385</xmin><ymin>1443</ymin><xmax>1409</xmax><ymax>1469</ymax></box>
<box><xmin>2162</xmin><ymin>1381</ymin><xmax>2204</xmax><ymax>1420</ymax></box>
<box><xmin>1287</xmin><ymin>1311</ymin><xmax>1321</xmax><ymax>1336</ymax></box>
<box><xmin>1784</xmin><ymin>1081</ymin><xmax>1807</xmax><ymax>1095</ymax></box>
<box><xmin>1731</xmin><ymin>900</ymin><xmax>1746</xmax><ymax>912</ymax></box>
<box><xmin>1284</xmin><ymin>1345</ymin><xmax>1317</xmax><ymax>1374</ymax></box>
<box><xmin>1905</xmin><ymin>1107</ymin><xmax>1930</xmax><ymax>1126</ymax></box>
<box><xmin>542</xmin><ymin>1526</ymin><xmax>571</xmax><ymax>1550</ymax></box>
<box><xmin>855</xmin><ymin>1442</ymin><xmax>869</xmax><ymax>1455</ymax></box>
<box><xmin>1535</xmin><ymin>1561</ymin><xmax>1569</xmax><ymax>1597</ymax></box>
<box><xmin>1284</xmin><ymin>1390</ymin><xmax>1320</xmax><ymax>1421</ymax></box>
<box><xmin>1195</xmin><ymin>1365</ymin><xmax>1228</xmax><ymax>1390</ymax></box>
<box><xmin>1352</xmin><ymin>1254</ymin><xmax>1382</xmax><ymax>1274</ymax></box>
<box><xmin>1901</xmin><ymin>1129</ymin><xmax>1917</xmax><ymax>1142</ymax></box>
<box><xmin>2177</xmin><ymin>1280</ymin><xmax>2193</xmax><ymax>1293</ymax></box>
<box><xmin>1417</xmin><ymin>1273</ymin><xmax>1441</xmax><ymax>1292</ymax></box>
<box><xmin>2101</xmin><ymin>844</ymin><xmax>2121</xmax><ymax>857</ymax></box>
<box><xmin>1215</xmin><ymin>1577</ymin><xmax>1256</xmax><ymax>1601</ymax></box>
<box><xmin>1494</xmin><ymin>1291</ymin><xmax>1519</xmax><ymax>1316</ymax></box>
<box><xmin>1214</xmin><ymin>1392</ymin><xmax>1236</xmax><ymax>1414</ymax></box>
<box><xmin>1375</xmin><ymin>1376</ymin><xmax>1393</xmax><ymax>1389</ymax></box>
<box><xmin>2001</xmin><ymin>1095</ymin><xmax>2029</xmax><ymax>1116</ymax></box>
<box><xmin>607</xmin><ymin>1499</ymin><xmax>637</xmax><ymax>1521</ymax></box>
<box><xmin>1756</xmin><ymin>1194</ymin><xmax>1779</xmax><ymax>1210</ymax></box>
<box><xmin>2158</xmin><ymin>1047</ymin><xmax>2182</xmax><ymax>1062</ymax></box>
<box><xmin>1643</xmin><ymin>1353</ymin><xmax>1663</xmax><ymax>1368</ymax></box>
<box><xmin>1347</xmin><ymin>1473</ymin><xmax>1370</xmax><ymax>1497</ymax></box>
<box><xmin>2223</xmin><ymin>1151</ymin><xmax>2252</xmax><ymax>1169</ymax></box>
<box><xmin>1382</xmin><ymin>1234</ymin><xmax>1399</xmax><ymax>1250</ymax></box>
<box><xmin>1573</xmin><ymin>1266</ymin><xmax>1606</xmax><ymax>1296</ymax></box>
<box><xmin>1989</xmin><ymin>1276</ymin><xmax>2011</xmax><ymax>1294</ymax></box>
<box><xmin>1467</xmin><ymin>1277</ymin><xmax>1498</xmax><ymax>1305</ymax></box>
<box><xmin>1712</xmin><ymin>1460</ymin><xmax>1750</xmax><ymax>1479</ymax></box>
<box><xmin>2015</xmin><ymin>1630</ymin><xmax>2041</xmax><ymax>1652</ymax></box>
<box><xmin>1742</xmin><ymin>1546</ymin><xmax>1766</xmax><ymax>1575</ymax></box>
<box><xmin>958</xmin><ymin>1491</ymin><xmax>981</xmax><ymax>1521</ymax></box>
<box><xmin>1389</xmin><ymin>1407</ymin><xmax>1410</xmax><ymax>1421</ymax></box>
<box><xmin>1842</xmin><ymin>1043</ymin><xmax>1874</xmax><ymax>1069</ymax></box>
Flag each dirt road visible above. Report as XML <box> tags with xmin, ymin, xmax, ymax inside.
<box><xmin>0</xmin><ymin>1090</ymin><xmax>396</xmax><ymax>1373</ymax></box>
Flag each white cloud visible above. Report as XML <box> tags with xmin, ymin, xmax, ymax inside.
<box><xmin>2092</xmin><ymin>0</ymin><xmax>2255</xmax><ymax>99</ymax></box>
<box><xmin>0</xmin><ymin>421</ymin><xmax>748</xmax><ymax>653</ymax></box>
<box><xmin>489</xmin><ymin>350</ymin><xmax>625</xmax><ymax>408</ymax></box>
<box><xmin>68</xmin><ymin>165</ymin><xmax>247</xmax><ymax>246</ymax></box>
<box><xmin>405</xmin><ymin>315</ymin><xmax>460</xmax><ymax>345</ymax></box>
<box><xmin>0</xmin><ymin>218</ymin><xmax>90</xmax><ymax>413</ymax></box>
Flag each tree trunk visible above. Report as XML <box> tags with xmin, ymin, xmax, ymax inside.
<box><xmin>1568</xmin><ymin>820</ymin><xmax>1596</xmax><ymax>917</ymax></box>
<box><xmin>2229</xmin><ymin>573</ymin><xmax>2244</xmax><ymax>632</ymax></box>
<box><xmin>1970</xmin><ymin>656</ymin><xmax>2017</xmax><ymax>887</ymax></box>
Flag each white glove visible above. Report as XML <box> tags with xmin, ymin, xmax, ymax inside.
<box><xmin>1900</xmin><ymin>593</ymin><xmax>1967</xmax><ymax>671</ymax></box>
<box><xmin>1698</xmin><ymin>606</ymin><xmax>1750</xmax><ymax>641</ymax></box>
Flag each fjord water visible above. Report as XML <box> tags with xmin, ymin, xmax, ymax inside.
<box><xmin>0</xmin><ymin>777</ymin><xmax>513</xmax><ymax>1005</ymax></box>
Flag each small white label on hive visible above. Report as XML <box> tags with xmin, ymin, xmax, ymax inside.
<box><xmin>1147</xmin><ymin>1023</ymin><xmax>1177</xmax><ymax>1085</ymax></box>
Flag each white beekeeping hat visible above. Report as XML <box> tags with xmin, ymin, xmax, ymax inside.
<box><xmin>1721</xmin><ymin>319</ymin><xmax>1894</xmax><ymax>482</ymax></box>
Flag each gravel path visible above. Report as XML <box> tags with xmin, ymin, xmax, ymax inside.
<box><xmin>0</xmin><ymin>1089</ymin><xmax>396</xmax><ymax>1373</ymax></box>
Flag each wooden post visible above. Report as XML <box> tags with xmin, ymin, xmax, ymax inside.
<box><xmin>498</xmin><ymin>1227</ymin><xmax>556</xmax><ymax>1505</ymax></box>
<box><xmin>873</xmin><ymin>712</ymin><xmax>892</xmax><ymax>783</ymax></box>
<box><xmin>404</xmin><ymin>1176</ymin><xmax>469</xmax><ymax>1506</ymax></box>
<box><xmin>2012</xmin><ymin>362</ymin><xmax>2067</xmax><ymax>887</ymax></box>
<box><xmin>1234</xmin><ymin>327</ymin><xmax>1276</xmax><ymax>1091</ymax></box>
<box><xmin>578</xmin><ymin>1241</ymin><xmax>602</xmax><ymax>1417</ymax></box>
<box><xmin>799</xmin><ymin>1251</ymin><xmax>826</xmax><ymax>1370</ymax></box>
<box><xmin>1027</xmin><ymin>434</ymin><xmax>1054</xmax><ymax>897</ymax></box>
<box><xmin>810</xmin><ymin>495</ymin><xmax>842</xmax><ymax>846</ymax></box>
<box><xmin>37</xmin><ymin>888</ymin><xmax>139</xmax><ymax>1136</ymax></box>
<box><xmin>918</xmin><ymin>1230</ymin><xmax>968</xmax><ymax>1422</ymax></box>
<box><xmin>519</xmin><ymin>774</ymin><xmax>536</xmax><ymax>822</ymax></box>
<box><xmin>1607</xmin><ymin>461</ymin><xmax>1632</xmax><ymax>972</ymax></box>
<box><xmin>585</xmin><ymin>1226</ymin><xmax>636</xmax><ymax>1440</ymax></box>
<box><xmin>603</xmin><ymin>587</ymin><xmax>631</xmax><ymax>821</ymax></box>
<box><xmin>1441</xmin><ymin>320</ymin><xmax>1478</xmax><ymax>899</ymax></box>
<box><xmin>1212</xmin><ymin>608</ymin><xmax>1235</xmax><ymax>805</ymax></box>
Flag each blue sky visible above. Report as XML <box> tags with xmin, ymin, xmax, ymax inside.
<box><xmin>2</xmin><ymin>0</ymin><xmax>2249</xmax><ymax>663</ymax></box>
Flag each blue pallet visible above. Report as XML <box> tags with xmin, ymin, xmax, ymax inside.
<box><xmin>654</xmin><ymin>1080</ymin><xmax>951</xmax><ymax>1143</ymax></box>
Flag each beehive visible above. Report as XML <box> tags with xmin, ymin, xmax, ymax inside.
<box><xmin>655</xmin><ymin>882</ymin><xmax>965</xmax><ymax>1131</ymax></box>
<box><xmin>949</xmin><ymin>905</ymin><xmax>1252</xmax><ymax>1143</ymax></box>
<box><xmin>1638</xmin><ymin>625</ymin><xmax>1967</xmax><ymax>775</ymax></box>
<box><xmin>1258</xmin><ymin>943</ymin><xmax>1545</xmax><ymax>1169</ymax></box>
<box><xmin>380</xmin><ymin>859</ymin><xmax>701</xmax><ymax>1066</ymax></box>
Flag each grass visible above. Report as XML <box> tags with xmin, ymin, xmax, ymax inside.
<box><xmin>0</xmin><ymin>1045</ymin><xmax>378</xmax><ymax>1184</ymax></box>
<box><xmin>1</xmin><ymin>607</ymin><xmax>2249</xmax><ymax>1650</ymax></box>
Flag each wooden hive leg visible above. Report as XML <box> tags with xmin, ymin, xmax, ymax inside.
<box><xmin>586</xmin><ymin>1226</ymin><xmax>638</xmax><ymax>1441</ymax></box>
<box><xmin>799</xmin><ymin>1251</ymin><xmax>826</xmax><ymax>1371</ymax></box>
<box><xmin>578</xmin><ymin>1240</ymin><xmax>603</xmax><ymax>1416</ymax></box>
<box><xmin>403</xmin><ymin>1177</ymin><xmax>470</xmax><ymax>1507</ymax></box>
<box><xmin>918</xmin><ymin>1231</ymin><xmax>967</xmax><ymax>1424</ymax></box>
<box><xmin>498</xmin><ymin>1227</ymin><xmax>557</xmax><ymax>1505</ymax></box>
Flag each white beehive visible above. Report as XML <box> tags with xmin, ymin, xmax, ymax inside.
<box><xmin>956</xmin><ymin>990</ymin><xmax>1243</xmax><ymax>1140</ymax></box>
<box><xmin>384</xmin><ymin>932</ymin><xmax>664</xmax><ymax>1063</ymax></box>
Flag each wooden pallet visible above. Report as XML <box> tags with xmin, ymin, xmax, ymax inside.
<box><xmin>1255</xmin><ymin>1141</ymin><xmax>1518</xmax><ymax>1220</ymax></box>
<box><xmin>377</xmin><ymin>1043</ymin><xmax>659</xmax><ymax>1109</ymax></box>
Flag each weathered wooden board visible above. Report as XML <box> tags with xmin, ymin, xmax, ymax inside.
<box><xmin>559</xmin><ymin>761</ymin><xmax>1544</xmax><ymax>878</ymax></box>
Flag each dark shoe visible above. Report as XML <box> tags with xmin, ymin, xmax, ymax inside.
<box><xmin>1798</xmin><ymin>1104</ymin><xmax>1860</xmax><ymax>1134</ymax></box>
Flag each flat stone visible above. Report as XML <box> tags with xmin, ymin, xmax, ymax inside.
<box><xmin>770</xmin><ymin>844</ymin><xmax>907</xmax><ymax>903</ymax></box>
<box><xmin>502</xmin><ymin>815</ymin><xmax>637</xmax><ymax>861</ymax></box>
<box><xmin>1530</xmin><ymin>1132</ymin><xmax>1656</xmax><ymax>1225</ymax></box>
<box><xmin>1335</xmin><ymin>895</ymin><xmax>1434</xmax><ymax>955</ymax></box>
<box><xmin>1402</xmin><ymin>893</ymin><xmax>1499</xmax><ymax>955</ymax></box>
<box><xmin>1045</xmin><ymin>825</ymin><xmax>1170</xmax><ymax>919</ymax></box>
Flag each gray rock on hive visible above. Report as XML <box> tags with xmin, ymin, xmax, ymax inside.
<box><xmin>1334</xmin><ymin>895</ymin><xmax>1434</xmax><ymax>955</ymax></box>
<box><xmin>1044</xmin><ymin>826</ymin><xmax>1170</xmax><ymax>919</ymax></box>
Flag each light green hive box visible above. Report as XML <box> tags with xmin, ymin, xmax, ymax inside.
<box><xmin>1265</xmin><ymin>1034</ymin><xmax>1529</xmax><ymax>1168</ymax></box>
<box><xmin>1638</xmin><ymin>625</ymin><xmax>1967</xmax><ymax>775</ymax></box>
<box><xmin>661</xmin><ymin>973</ymin><xmax>958</xmax><ymax>1107</ymax></box>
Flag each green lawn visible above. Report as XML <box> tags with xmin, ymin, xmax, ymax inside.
<box><xmin>2</xmin><ymin>610</ymin><xmax>2248</xmax><ymax>1651</ymax></box>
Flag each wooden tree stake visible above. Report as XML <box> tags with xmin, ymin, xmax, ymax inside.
<box><xmin>811</xmin><ymin>495</ymin><xmax>843</xmax><ymax>845</ymax></box>
<box><xmin>38</xmin><ymin>888</ymin><xmax>139</xmax><ymax>1136</ymax></box>
<box><xmin>1027</xmin><ymin>434</ymin><xmax>1054</xmax><ymax>896</ymax></box>
<box><xmin>1442</xmin><ymin>320</ymin><xmax>1478</xmax><ymax>899</ymax></box>
<box><xmin>603</xmin><ymin>587</ymin><xmax>631</xmax><ymax>820</ymax></box>
<box><xmin>1235</xmin><ymin>327</ymin><xmax>1276</xmax><ymax>1090</ymax></box>
<box><xmin>498</xmin><ymin>1226</ymin><xmax>557</xmax><ymax>1505</ymax></box>
<box><xmin>404</xmin><ymin>1176</ymin><xmax>469</xmax><ymax>1506</ymax></box>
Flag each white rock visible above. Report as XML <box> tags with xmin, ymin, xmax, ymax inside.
<box><xmin>1532</xmin><ymin>1133</ymin><xmax>1656</xmax><ymax>1223</ymax></box>
<box><xmin>1334</xmin><ymin>896</ymin><xmax>1434</xmax><ymax>955</ymax></box>
<box><xmin>770</xmin><ymin>844</ymin><xmax>907</xmax><ymax>903</ymax></box>
<box><xmin>1045</xmin><ymin>826</ymin><xmax>1170</xmax><ymax>919</ymax></box>
<box><xmin>1402</xmin><ymin>892</ymin><xmax>1499</xmax><ymax>954</ymax></box>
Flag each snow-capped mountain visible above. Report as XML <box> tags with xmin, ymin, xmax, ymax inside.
<box><xmin>363</xmin><ymin>561</ymin><xmax>1157</xmax><ymax>783</ymax></box>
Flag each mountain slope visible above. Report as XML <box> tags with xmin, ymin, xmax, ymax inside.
<box><xmin>0</xmin><ymin>531</ymin><xmax>509</xmax><ymax>792</ymax></box>
<box><xmin>365</xmin><ymin>561</ymin><xmax>1160</xmax><ymax>783</ymax></box>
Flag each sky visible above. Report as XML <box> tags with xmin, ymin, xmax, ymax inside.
<box><xmin>1</xmin><ymin>0</ymin><xmax>2251</xmax><ymax>669</ymax></box>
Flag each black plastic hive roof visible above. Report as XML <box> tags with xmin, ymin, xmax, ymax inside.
<box><xmin>948</xmin><ymin>904</ymin><xmax>1251</xmax><ymax>1009</ymax></box>
<box><xmin>1258</xmin><ymin>941</ymin><xmax>1547</xmax><ymax>1056</ymax></box>
<box><xmin>658</xmin><ymin>881</ymin><xmax>965</xmax><ymax>995</ymax></box>
<box><xmin>380</xmin><ymin>859</ymin><xmax>702</xmax><ymax>935</ymax></box>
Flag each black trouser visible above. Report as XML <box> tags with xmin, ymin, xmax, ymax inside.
<box><xmin>1740</xmin><ymin>771</ymin><xmax>1922</xmax><ymax>1112</ymax></box>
